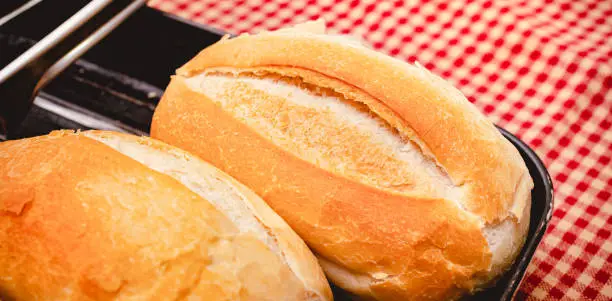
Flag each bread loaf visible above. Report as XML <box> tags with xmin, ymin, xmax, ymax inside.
<box><xmin>0</xmin><ymin>130</ymin><xmax>332</xmax><ymax>301</ymax></box>
<box><xmin>151</xmin><ymin>21</ymin><xmax>534</xmax><ymax>300</ymax></box>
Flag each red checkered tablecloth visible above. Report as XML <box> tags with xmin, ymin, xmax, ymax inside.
<box><xmin>149</xmin><ymin>0</ymin><xmax>611</xmax><ymax>299</ymax></box>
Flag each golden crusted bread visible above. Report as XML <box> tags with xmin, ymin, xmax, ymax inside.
<box><xmin>151</xmin><ymin>21</ymin><xmax>533</xmax><ymax>300</ymax></box>
<box><xmin>0</xmin><ymin>130</ymin><xmax>332</xmax><ymax>301</ymax></box>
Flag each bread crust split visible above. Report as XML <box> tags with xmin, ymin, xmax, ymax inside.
<box><xmin>0</xmin><ymin>130</ymin><xmax>332</xmax><ymax>301</ymax></box>
<box><xmin>151</xmin><ymin>21</ymin><xmax>534</xmax><ymax>301</ymax></box>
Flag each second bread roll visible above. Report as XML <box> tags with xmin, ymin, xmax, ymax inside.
<box><xmin>151</xmin><ymin>21</ymin><xmax>534</xmax><ymax>301</ymax></box>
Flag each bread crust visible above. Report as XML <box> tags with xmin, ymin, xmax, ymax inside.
<box><xmin>151</xmin><ymin>25</ymin><xmax>533</xmax><ymax>300</ymax></box>
<box><xmin>0</xmin><ymin>130</ymin><xmax>331</xmax><ymax>301</ymax></box>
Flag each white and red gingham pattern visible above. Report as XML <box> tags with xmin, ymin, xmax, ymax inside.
<box><xmin>149</xmin><ymin>0</ymin><xmax>612</xmax><ymax>299</ymax></box>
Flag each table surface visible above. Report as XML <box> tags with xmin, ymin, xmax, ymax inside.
<box><xmin>149</xmin><ymin>0</ymin><xmax>611</xmax><ymax>299</ymax></box>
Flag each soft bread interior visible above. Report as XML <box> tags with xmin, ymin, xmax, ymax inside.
<box><xmin>83</xmin><ymin>132</ymin><xmax>329</xmax><ymax>301</ymax></box>
<box><xmin>185</xmin><ymin>73</ymin><xmax>462</xmax><ymax>201</ymax></box>
<box><xmin>183</xmin><ymin>70</ymin><xmax>528</xmax><ymax>285</ymax></box>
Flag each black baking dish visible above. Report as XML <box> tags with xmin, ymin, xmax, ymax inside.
<box><xmin>1</xmin><ymin>1</ymin><xmax>554</xmax><ymax>300</ymax></box>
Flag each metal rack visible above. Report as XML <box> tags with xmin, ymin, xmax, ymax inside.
<box><xmin>0</xmin><ymin>0</ymin><xmax>224</xmax><ymax>140</ymax></box>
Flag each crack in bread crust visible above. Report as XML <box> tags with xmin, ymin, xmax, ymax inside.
<box><xmin>186</xmin><ymin>69</ymin><xmax>463</xmax><ymax>204</ymax></box>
